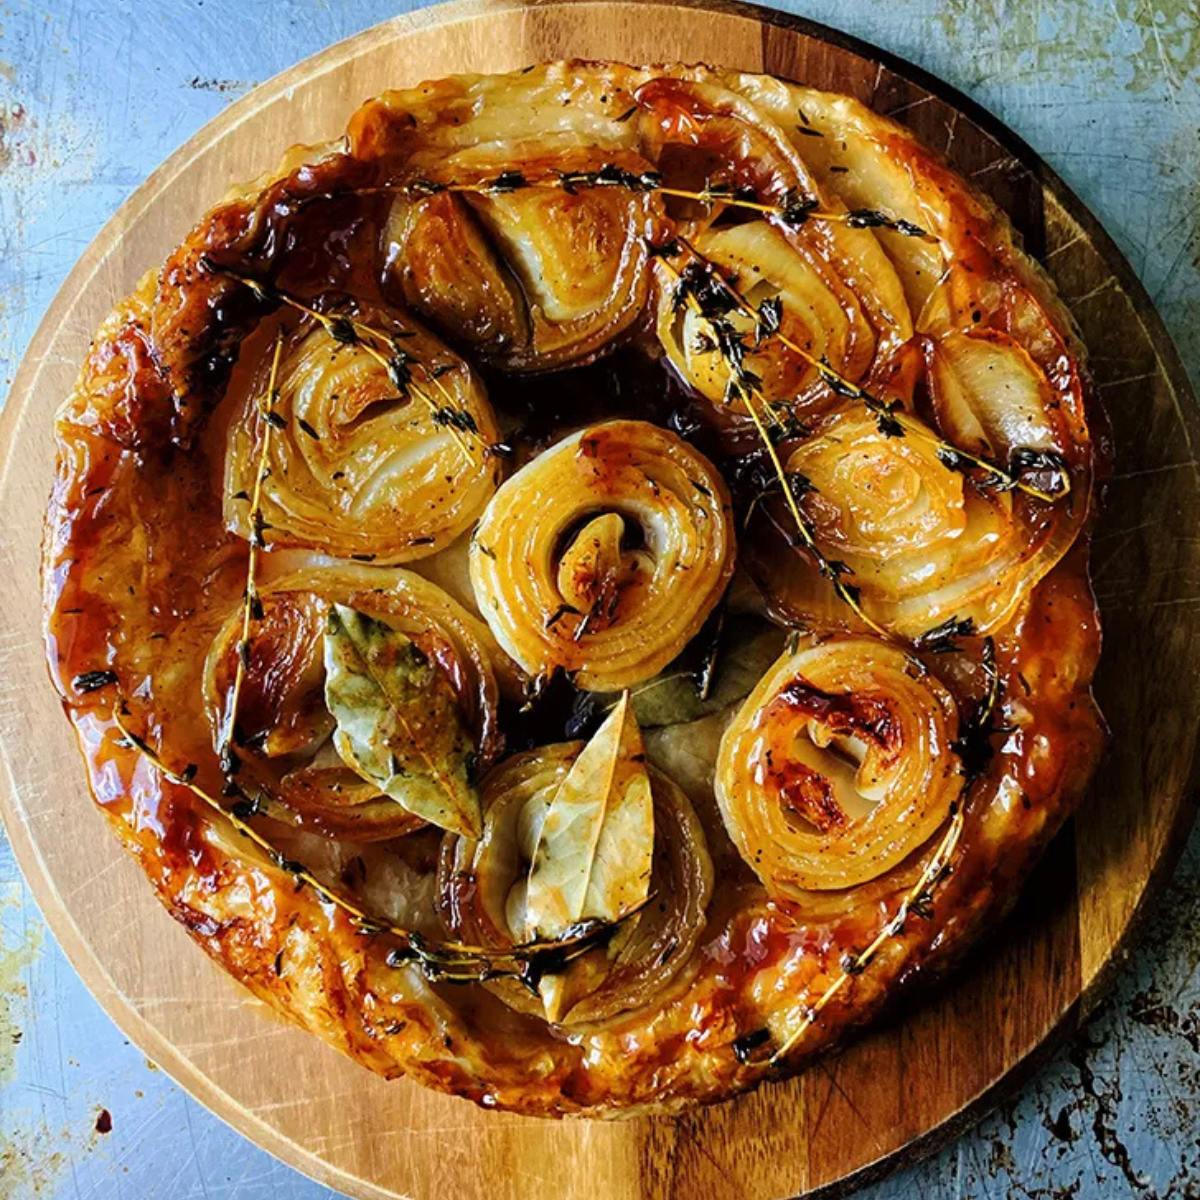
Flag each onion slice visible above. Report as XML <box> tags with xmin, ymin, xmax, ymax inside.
<box><xmin>438</xmin><ymin>742</ymin><xmax>713</xmax><ymax>1026</ymax></box>
<box><xmin>656</xmin><ymin>221</ymin><xmax>875</xmax><ymax>422</ymax></box>
<box><xmin>382</xmin><ymin>149</ymin><xmax>658</xmax><ymax>371</ymax></box>
<box><xmin>469</xmin><ymin>420</ymin><xmax>735</xmax><ymax>691</ymax></box>
<box><xmin>750</xmin><ymin>405</ymin><xmax>1086</xmax><ymax>638</ymax></box>
<box><xmin>223</xmin><ymin>308</ymin><xmax>501</xmax><ymax>564</ymax></box>
<box><xmin>202</xmin><ymin>564</ymin><xmax>502</xmax><ymax>841</ymax></box>
<box><xmin>636</xmin><ymin>75</ymin><xmax>910</xmax><ymax>387</ymax></box>
<box><xmin>716</xmin><ymin>636</ymin><xmax>962</xmax><ymax>895</ymax></box>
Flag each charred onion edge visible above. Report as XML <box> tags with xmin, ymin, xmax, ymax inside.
<box><xmin>111</xmin><ymin>705</ymin><xmax>649</xmax><ymax>986</ymax></box>
<box><xmin>197</xmin><ymin>259</ymin><xmax>484</xmax><ymax>461</ymax></box>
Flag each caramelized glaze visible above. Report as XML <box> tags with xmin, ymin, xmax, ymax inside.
<box><xmin>42</xmin><ymin>61</ymin><xmax>1105</xmax><ymax>1117</ymax></box>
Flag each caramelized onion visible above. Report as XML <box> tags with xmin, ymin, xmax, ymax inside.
<box><xmin>439</xmin><ymin>743</ymin><xmax>713</xmax><ymax>1025</ymax></box>
<box><xmin>751</xmin><ymin>406</ymin><xmax>1085</xmax><ymax>637</ymax></box>
<box><xmin>223</xmin><ymin>309</ymin><xmax>500</xmax><ymax>563</ymax></box>
<box><xmin>719</xmin><ymin>75</ymin><xmax>949</xmax><ymax>315</ymax></box>
<box><xmin>202</xmin><ymin>564</ymin><xmax>502</xmax><ymax>840</ymax></box>
<box><xmin>383</xmin><ymin>191</ymin><xmax>531</xmax><ymax>356</ymax></box>
<box><xmin>637</xmin><ymin>76</ymin><xmax>911</xmax><ymax>378</ymax></box>
<box><xmin>382</xmin><ymin>149</ymin><xmax>657</xmax><ymax>371</ymax></box>
<box><xmin>656</xmin><ymin>221</ymin><xmax>874</xmax><ymax>420</ymax></box>
<box><xmin>356</xmin><ymin>67</ymin><xmax>655</xmax><ymax>370</ymax></box>
<box><xmin>917</xmin><ymin>264</ymin><xmax>1091</xmax><ymax>476</ymax></box>
<box><xmin>716</xmin><ymin>636</ymin><xmax>962</xmax><ymax>894</ymax></box>
<box><xmin>468</xmin><ymin>420</ymin><xmax>735</xmax><ymax>691</ymax></box>
<box><xmin>926</xmin><ymin>329</ymin><xmax>1060</xmax><ymax>460</ymax></box>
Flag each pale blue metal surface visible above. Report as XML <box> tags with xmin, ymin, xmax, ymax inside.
<box><xmin>0</xmin><ymin>2</ymin><xmax>1197</xmax><ymax>1197</ymax></box>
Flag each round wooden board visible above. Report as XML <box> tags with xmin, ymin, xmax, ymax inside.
<box><xmin>2</xmin><ymin>1</ymin><xmax>1197</xmax><ymax>1197</ymax></box>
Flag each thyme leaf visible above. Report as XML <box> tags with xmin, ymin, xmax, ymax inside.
<box><xmin>431</xmin><ymin>405</ymin><xmax>480</xmax><ymax>434</ymax></box>
<box><xmin>73</xmin><ymin>670</ymin><xmax>118</xmax><ymax>694</ymax></box>
<box><xmin>950</xmin><ymin>637</ymin><xmax>1004</xmax><ymax>782</ymax></box>
<box><xmin>914</xmin><ymin>615</ymin><xmax>976</xmax><ymax>655</ymax></box>
<box><xmin>221</xmin><ymin>331</ymin><xmax>286</xmax><ymax>771</ymax></box>
<box><xmin>488</xmin><ymin>170</ymin><xmax>528</xmax><ymax>192</ymax></box>
<box><xmin>732</xmin><ymin>1027</ymin><xmax>772</xmax><ymax>1064</ymax></box>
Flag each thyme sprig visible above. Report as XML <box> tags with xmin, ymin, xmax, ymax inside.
<box><xmin>658</xmin><ymin>252</ymin><xmax>891</xmax><ymax>639</ymax></box>
<box><xmin>199</xmin><ymin>261</ymin><xmax>481</xmax><ymax>462</ymax></box>
<box><xmin>221</xmin><ymin>330</ymin><xmax>285</xmax><ymax>775</ymax></box>
<box><xmin>110</xmin><ymin>706</ymin><xmax>646</xmax><ymax>987</ymax></box>
<box><xmin>951</xmin><ymin>636</ymin><xmax>1006</xmax><ymax>782</ymax></box>
<box><xmin>659</xmin><ymin>236</ymin><xmax>1067</xmax><ymax>504</ymax></box>
<box><xmin>756</xmin><ymin>801</ymin><xmax>966</xmax><ymax>1068</ymax></box>
<box><xmin>749</xmin><ymin>632</ymin><xmax>1003</xmax><ymax>1067</ymax></box>
<box><xmin>304</xmin><ymin>168</ymin><xmax>935</xmax><ymax>240</ymax></box>
<box><xmin>656</xmin><ymin>184</ymin><xmax>934</xmax><ymax>241</ymax></box>
<box><xmin>446</xmin><ymin>171</ymin><xmax>934</xmax><ymax>239</ymax></box>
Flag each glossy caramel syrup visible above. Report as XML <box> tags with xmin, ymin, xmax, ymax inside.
<box><xmin>41</xmin><ymin>102</ymin><xmax>1106</xmax><ymax>1113</ymax></box>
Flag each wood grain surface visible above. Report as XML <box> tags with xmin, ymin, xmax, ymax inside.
<box><xmin>1</xmin><ymin>2</ymin><xmax>1196</xmax><ymax>1198</ymax></box>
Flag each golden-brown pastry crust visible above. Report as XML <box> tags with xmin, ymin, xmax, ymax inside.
<box><xmin>42</xmin><ymin>61</ymin><xmax>1104</xmax><ymax>1117</ymax></box>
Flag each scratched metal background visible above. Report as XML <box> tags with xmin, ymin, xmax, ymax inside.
<box><xmin>0</xmin><ymin>1</ymin><xmax>1197</xmax><ymax>1197</ymax></box>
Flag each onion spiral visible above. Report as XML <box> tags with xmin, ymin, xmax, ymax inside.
<box><xmin>202</xmin><ymin>564</ymin><xmax>502</xmax><ymax>841</ymax></box>
<box><xmin>223</xmin><ymin>308</ymin><xmax>501</xmax><ymax>563</ymax></box>
<box><xmin>438</xmin><ymin>742</ymin><xmax>713</xmax><ymax>1025</ymax></box>
<box><xmin>716</xmin><ymin>636</ymin><xmax>962</xmax><ymax>895</ymax></box>
<box><xmin>468</xmin><ymin>420</ymin><xmax>735</xmax><ymax>691</ymax></box>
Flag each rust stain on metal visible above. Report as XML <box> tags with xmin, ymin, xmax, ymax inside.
<box><xmin>0</xmin><ymin>102</ymin><xmax>35</xmax><ymax>172</ymax></box>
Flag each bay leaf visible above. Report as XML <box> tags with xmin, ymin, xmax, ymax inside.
<box><xmin>323</xmin><ymin>604</ymin><xmax>481</xmax><ymax>838</ymax></box>
<box><xmin>524</xmin><ymin>693</ymin><xmax>655</xmax><ymax>1020</ymax></box>
<box><xmin>644</xmin><ymin>708</ymin><xmax>732</xmax><ymax>803</ymax></box>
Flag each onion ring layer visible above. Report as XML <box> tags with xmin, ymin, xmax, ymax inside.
<box><xmin>224</xmin><ymin>309</ymin><xmax>501</xmax><ymax>563</ymax></box>
<box><xmin>750</xmin><ymin>406</ymin><xmax>1085</xmax><ymax>638</ymax></box>
<box><xmin>469</xmin><ymin>420</ymin><xmax>735</xmax><ymax>690</ymax></box>
<box><xmin>716</xmin><ymin>635</ymin><xmax>963</xmax><ymax>895</ymax></box>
